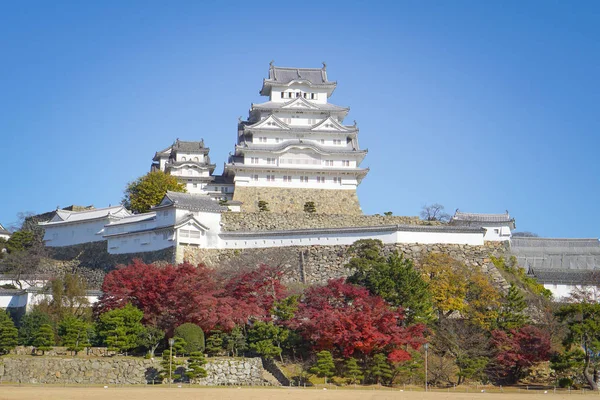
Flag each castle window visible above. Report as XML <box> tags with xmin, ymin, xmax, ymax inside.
<box><xmin>193</xmin><ymin>183</ymin><xmax>197</xmax><ymax>188</ymax></box>
<box><xmin>251</xmin><ymin>157</ymin><xmax>259</xmax><ymax>164</ymax></box>
<box><xmin>333</xmin><ymin>177</ymin><xmax>341</xmax><ymax>184</ymax></box>
<box><xmin>320</xmin><ymin>139</ymin><xmax>325</xmax><ymax>144</ymax></box>
<box><xmin>259</xmin><ymin>137</ymin><xmax>267</xmax><ymax>143</ymax></box>
<box><xmin>275</xmin><ymin>138</ymin><xmax>281</xmax><ymax>143</ymax></box>
<box><xmin>193</xmin><ymin>157</ymin><xmax>199</xmax><ymax>161</ymax></box>
<box><xmin>311</xmin><ymin>93</ymin><xmax>316</xmax><ymax>100</ymax></box>
<box><xmin>325</xmin><ymin>160</ymin><xmax>334</xmax><ymax>166</ymax></box>
<box><xmin>182</xmin><ymin>157</ymin><xmax>186</xmax><ymax>161</ymax></box>
<box><xmin>253</xmin><ymin>175</ymin><xmax>259</xmax><ymax>181</ymax></box>
<box><xmin>317</xmin><ymin>176</ymin><xmax>326</xmax><ymax>183</ymax></box>
<box><xmin>267</xmin><ymin>158</ymin><xmax>276</xmax><ymax>165</ymax></box>
<box><xmin>333</xmin><ymin>139</ymin><xmax>342</xmax><ymax>145</ymax></box>
<box><xmin>300</xmin><ymin>176</ymin><xmax>308</xmax><ymax>183</ymax></box>
<box><xmin>266</xmin><ymin>175</ymin><xmax>275</xmax><ymax>182</ymax></box>
<box><xmin>283</xmin><ymin>176</ymin><xmax>292</xmax><ymax>182</ymax></box>
<box><xmin>281</xmin><ymin>92</ymin><xmax>285</xmax><ymax>98</ymax></box>
<box><xmin>296</xmin><ymin>92</ymin><xmax>301</xmax><ymax>98</ymax></box>
<box><xmin>343</xmin><ymin>160</ymin><xmax>350</xmax><ymax>167</ymax></box>
<box><xmin>303</xmin><ymin>93</ymin><xmax>307</xmax><ymax>99</ymax></box>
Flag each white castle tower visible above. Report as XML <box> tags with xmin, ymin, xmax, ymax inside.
<box><xmin>224</xmin><ymin>63</ymin><xmax>368</xmax><ymax>214</ymax></box>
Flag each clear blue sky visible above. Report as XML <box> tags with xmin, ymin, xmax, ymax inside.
<box><xmin>1</xmin><ymin>1</ymin><xmax>599</xmax><ymax>238</ymax></box>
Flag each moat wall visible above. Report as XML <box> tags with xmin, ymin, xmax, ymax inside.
<box><xmin>232</xmin><ymin>187</ymin><xmax>363</xmax><ymax>215</ymax></box>
<box><xmin>0</xmin><ymin>356</ymin><xmax>266</xmax><ymax>385</ymax></box>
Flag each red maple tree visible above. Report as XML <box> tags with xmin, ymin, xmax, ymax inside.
<box><xmin>223</xmin><ymin>264</ymin><xmax>288</xmax><ymax>318</ymax></box>
<box><xmin>490</xmin><ymin>325</ymin><xmax>552</xmax><ymax>383</ymax></box>
<box><xmin>96</xmin><ymin>260</ymin><xmax>258</xmax><ymax>333</ymax></box>
<box><xmin>292</xmin><ymin>278</ymin><xmax>425</xmax><ymax>359</ymax></box>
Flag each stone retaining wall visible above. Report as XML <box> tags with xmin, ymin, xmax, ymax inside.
<box><xmin>0</xmin><ymin>356</ymin><xmax>266</xmax><ymax>386</ymax></box>
<box><xmin>221</xmin><ymin>212</ymin><xmax>440</xmax><ymax>232</ymax></box>
<box><xmin>183</xmin><ymin>242</ymin><xmax>510</xmax><ymax>289</ymax></box>
<box><xmin>232</xmin><ymin>187</ymin><xmax>363</xmax><ymax>215</ymax></box>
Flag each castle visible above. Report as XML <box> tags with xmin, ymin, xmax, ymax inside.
<box><xmin>31</xmin><ymin>63</ymin><xmax>600</xmax><ymax>302</ymax></box>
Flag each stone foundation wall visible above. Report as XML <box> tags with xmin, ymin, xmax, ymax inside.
<box><xmin>47</xmin><ymin>242</ymin><xmax>175</xmax><ymax>288</ymax></box>
<box><xmin>182</xmin><ymin>242</ymin><xmax>510</xmax><ymax>289</ymax></box>
<box><xmin>232</xmin><ymin>187</ymin><xmax>363</xmax><ymax>215</ymax></box>
<box><xmin>0</xmin><ymin>356</ymin><xmax>265</xmax><ymax>386</ymax></box>
<box><xmin>221</xmin><ymin>212</ymin><xmax>440</xmax><ymax>232</ymax></box>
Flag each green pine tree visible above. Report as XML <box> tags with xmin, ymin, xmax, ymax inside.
<box><xmin>185</xmin><ymin>351</ymin><xmax>208</xmax><ymax>382</ymax></box>
<box><xmin>0</xmin><ymin>312</ymin><xmax>18</xmax><ymax>354</ymax></box>
<box><xmin>58</xmin><ymin>315</ymin><xmax>90</xmax><ymax>355</ymax></box>
<box><xmin>368</xmin><ymin>353</ymin><xmax>392</xmax><ymax>385</ymax></box>
<box><xmin>160</xmin><ymin>349</ymin><xmax>184</xmax><ymax>383</ymax></box>
<box><xmin>310</xmin><ymin>350</ymin><xmax>336</xmax><ymax>384</ymax></box>
<box><xmin>33</xmin><ymin>324</ymin><xmax>55</xmax><ymax>355</ymax></box>
<box><xmin>224</xmin><ymin>325</ymin><xmax>247</xmax><ymax>357</ymax></box>
<box><xmin>205</xmin><ymin>330</ymin><xmax>224</xmax><ymax>356</ymax></box>
<box><xmin>344</xmin><ymin>357</ymin><xmax>364</xmax><ymax>385</ymax></box>
<box><xmin>497</xmin><ymin>283</ymin><xmax>529</xmax><ymax>331</ymax></box>
<box><xmin>96</xmin><ymin>303</ymin><xmax>144</xmax><ymax>354</ymax></box>
<box><xmin>303</xmin><ymin>201</ymin><xmax>316</xmax><ymax>213</ymax></box>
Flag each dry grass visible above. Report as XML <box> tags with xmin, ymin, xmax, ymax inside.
<box><xmin>0</xmin><ymin>386</ymin><xmax>596</xmax><ymax>400</ymax></box>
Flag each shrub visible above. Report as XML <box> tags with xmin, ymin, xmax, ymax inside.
<box><xmin>174</xmin><ymin>323</ymin><xmax>205</xmax><ymax>355</ymax></box>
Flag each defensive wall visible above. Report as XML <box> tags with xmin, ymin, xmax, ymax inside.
<box><xmin>0</xmin><ymin>355</ymin><xmax>266</xmax><ymax>386</ymax></box>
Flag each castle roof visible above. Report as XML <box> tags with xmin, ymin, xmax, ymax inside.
<box><xmin>529</xmin><ymin>268</ymin><xmax>600</xmax><ymax>285</ymax></box>
<box><xmin>0</xmin><ymin>223</ymin><xmax>10</xmax><ymax>236</ymax></box>
<box><xmin>155</xmin><ymin>192</ymin><xmax>227</xmax><ymax>213</ymax></box>
<box><xmin>40</xmin><ymin>205</ymin><xmax>130</xmax><ymax>226</ymax></box>
<box><xmin>235</xmin><ymin>140</ymin><xmax>367</xmax><ymax>156</ymax></box>
<box><xmin>251</xmin><ymin>98</ymin><xmax>349</xmax><ymax>113</ymax></box>
<box><xmin>260</xmin><ymin>64</ymin><xmax>336</xmax><ymax>96</ymax></box>
<box><xmin>153</xmin><ymin>139</ymin><xmax>209</xmax><ymax>161</ymax></box>
<box><xmin>450</xmin><ymin>210</ymin><xmax>516</xmax><ymax>229</ymax></box>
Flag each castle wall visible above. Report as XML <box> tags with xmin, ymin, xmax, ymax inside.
<box><xmin>182</xmin><ymin>242</ymin><xmax>509</xmax><ymax>289</ymax></box>
<box><xmin>221</xmin><ymin>212</ymin><xmax>435</xmax><ymax>231</ymax></box>
<box><xmin>232</xmin><ymin>186</ymin><xmax>362</xmax><ymax>214</ymax></box>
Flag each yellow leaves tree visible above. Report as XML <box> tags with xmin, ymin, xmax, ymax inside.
<box><xmin>421</xmin><ymin>253</ymin><xmax>500</xmax><ymax>329</ymax></box>
<box><xmin>122</xmin><ymin>171</ymin><xmax>186</xmax><ymax>214</ymax></box>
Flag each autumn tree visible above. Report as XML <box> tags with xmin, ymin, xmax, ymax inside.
<box><xmin>346</xmin><ymin>239</ymin><xmax>433</xmax><ymax>324</ymax></box>
<box><xmin>555</xmin><ymin>301</ymin><xmax>600</xmax><ymax>390</ymax></box>
<box><xmin>293</xmin><ymin>278</ymin><xmax>425</xmax><ymax>359</ymax></box>
<box><xmin>97</xmin><ymin>261</ymin><xmax>257</xmax><ymax>333</ymax></box>
<box><xmin>36</xmin><ymin>273</ymin><xmax>90</xmax><ymax>323</ymax></box>
<box><xmin>310</xmin><ymin>350</ymin><xmax>336</xmax><ymax>384</ymax></box>
<box><xmin>489</xmin><ymin>325</ymin><xmax>551</xmax><ymax>384</ymax></box>
<box><xmin>122</xmin><ymin>170</ymin><xmax>186</xmax><ymax>214</ymax></box>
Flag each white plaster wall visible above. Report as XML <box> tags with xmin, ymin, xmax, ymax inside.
<box><xmin>542</xmin><ymin>283</ymin><xmax>600</xmax><ymax>302</ymax></box>
<box><xmin>233</xmin><ymin>172</ymin><xmax>358</xmax><ymax>190</ymax></box>
<box><xmin>0</xmin><ymin>293</ymin><xmax>28</xmax><ymax>309</ymax></box>
<box><xmin>43</xmin><ymin>219</ymin><xmax>112</xmax><ymax>247</ymax></box>
<box><xmin>270</xmin><ymin>85</ymin><xmax>328</xmax><ymax>104</ymax></box>
<box><xmin>482</xmin><ymin>226</ymin><xmax>512</xmax><ymax>242</ymax></box>
<box><xmin>107</xmin><ymin>230</ymin><xmax>174</xmax><ymax>255</ymax></box>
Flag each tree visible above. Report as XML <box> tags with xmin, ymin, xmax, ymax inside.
<box><xmin>224</xmin><ymin>264</ymin><xmax>288</xmax><ymax>319</ymax></box>
<box><xmin>496</xmin><ymin>283</ymin><xmax>529</xmax><ymax>331</ymax></box>
<box><xmin>310</xmin><ymin>350</ymin><xmax>336</xmax><ymax>384</ymax></box>
<box><xmin>205</xmin><ymin>330</ymin><xmax>224</xmax><ymax>356</ymax></box>
<box><xmin>489</xmin><ymin>325</ymin><xmax>551</xmax><ymax>384</ymax></box>
<box><xmin>58</xmin><ymin>316</ymin><xmax>90</xmax><ymax>355</ymax></box>
<box><xmin>292</xmin><ymin>278</ymin><xmax>425</xmax><ymax>359</ymax></box>
<box><xmin>344</xmin><ymin>357</ymin><xmax>364</xmax><ymax>384</ymax></box>
<box><xmin>137</xmin><ymin>325</ymin><xmax>165</xmax><ymax>357</ymax></box>
<box><xmin>5</xmin><ymin>230</ymin><xmax>35</xmax><ymax>253</ymax></box>
<box><xmin>18</xmin><ymin>309</ymin><xmax>52</xmax><ymax>346</ymax></box>
<box><xmin>257</xmin><ymin>200</ymin><xmax>269</xmax><ymax>212</ymax></box>
<box><xmin>0</xmin><ymin>231</ymin><xmax>46</xmax><ymax>289</ymax></box>
<box><xmin>303</xmin><ymin>201</ymin><xmax>316</xmax><ymax>213</ymax></box>
<box><xmin>122</xmin><ymin>170</ymin><xmax>186</xmax><ymax>214</ymax></box>
<box><xmin>555</xmin><ymin>301</ymin><xmax>600</xmax><ymax>390</ymax></box>
<box><xmin>174</xmin><ymin>323</ymin><xmax>205</xmax><ymax>355</ymax></box>
<box><xmin>247</xmin><ymin>321</ymin><xmax>289</xmax><ymax>361</ymax></box>
<box><xmin>420</xmin><ymin>203</ymin><xmax>450</xmax><ymax>222</ymax></box>
<box><xmin>185</xmin><ymin>351</ymin><xmax>208</xmax><ymax>382</ymax></box>
<box><xmin>511</xmin><ymin>231</ymin><xmax>539</xmax><ymax>238</ymax></box>
<box><xmin>346</xmin><ymin>240</ymin><xmax>433</xmax><ymax>324</ymax></box>
<box><xmin>160</xmin><ymin>349</ymin><xmax>184</xmax><ymax>382</ymax></box>
<box><xmin>224</xmin><ymin>325</ymin><xmax>247</xmax><ymax>357</ymax></box>
<box><xmin>97</xmin><ymin>261</ymin><xmax>257</xmax><ymax>333</ymax></box>
<box><xmin>97</xmin><ymin>303</ymin><xmax>145</xmax><ymax>354</ymax></box>
<box><xmin>33</xmin><ymin>324</ymin><xmax>55</xmax><ymax>355</ymax></box>
<box><xmin>384</xmin><ymin>211</ymin><xmax>393</xmax><ymax>217</ymax></box>
<box><xmin>368</xmin><ymin>353</ymin><xmax>393</xmax><ymax>385</ymax></box>
<box><xmin>0</xmin><ymin>312</ymin><xmax>18</xmax><ymax>354</ymax></box>
<box><xmin>36</xmin><ymin>273</ymin><xmax>90</xmax><ymax>323</ymax></box>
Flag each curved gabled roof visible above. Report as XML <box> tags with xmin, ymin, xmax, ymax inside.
<box><xmin>235</xmin><ymin>140</ymin><xmax>367</xmax><ymax>157</ymax></box>
<box><xmin>252</xmin><ymin>97</ymin><xmax>348</xmax><ymax>113</ymax></box>
<box><xmin>260</xmin><ymin>64</ymin><xmax>336</xmax><ymax>96</ymax></box>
